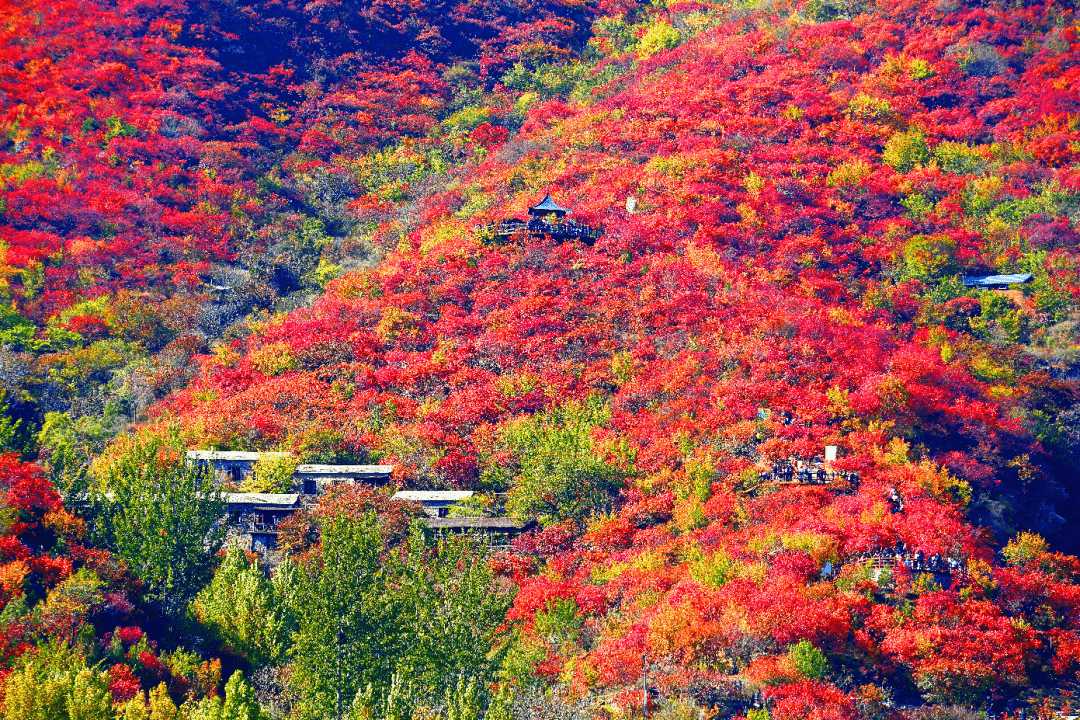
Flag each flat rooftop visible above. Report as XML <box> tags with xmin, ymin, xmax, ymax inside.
<box><xmin>393</xmin><ymin>491</ymin><xmax>474</xmax><ymax>503</ymax></box>
<box><xmin>187</xmin><ymin>450</ymin><xmax>292</xmax><ymax>462</ymax></box>
<box><xmin>294</xmin><ymin>464</ymin><xmax>394</xmax><ymax>475</ymax></box>
<box><xmin>224</xmin><ymin>493</ymin><xmax>300</xmax><ymax>506</ymax></box>
<box><xmin>424</xmin><ymin>517</ymin><xmax>528</xmax><ymax>530</ymax></box>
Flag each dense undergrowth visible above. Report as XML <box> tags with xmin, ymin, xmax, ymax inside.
<box><xmin>2</xmin><ymin>0</ymin><xmax>1080</xmax><ymax>715</ymax></box>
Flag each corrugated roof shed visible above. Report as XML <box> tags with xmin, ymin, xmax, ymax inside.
<box><xmin>962</xmin><ymin>273</ymin><xmax>1034</xmax><ymax>288</ymax></box>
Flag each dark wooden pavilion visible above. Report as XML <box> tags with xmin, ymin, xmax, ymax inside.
<box><xmin>488</xmin><ymin>193</ymin><xmax>602</xmax><ymax>245</ymax></box>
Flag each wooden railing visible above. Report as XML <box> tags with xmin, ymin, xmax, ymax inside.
<box><xmin>482</xmin><ymin>218</ymin><xmax>603</xmax><ymax>244</ymax></box>
<box><xmin>759</xmin><ymin>466</ymin><xmax>859</xmax><ymax>485</ymax></box>
<box><xmin>846</xmin><ymin>551</ymin><xmax>966</xmax><ymax>575</ymax></box>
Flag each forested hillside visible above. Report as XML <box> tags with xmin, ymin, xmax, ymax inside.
<box><xmin>2</xmin><ymin>0</ymin><xmax>1080</xmax><ymax>716</ymax></box>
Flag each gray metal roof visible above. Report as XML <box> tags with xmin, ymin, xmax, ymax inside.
<box><xmin>424</xmin><ymin>517</ymin><xmax>528</xmax><ymax>530</ymax></box>
<box><xmin>962</xmin><ymin>273</ymin><xmax>1034</xmax><ymax>287</ymax></box>
<box><xmin>393</xmin><ymin>491</ymin><xmax>474</xmax><ymax>503</ymax></box>
<box><xmin>528</xmin><ymin>193</ymin><xmax>569</xmax><ymax>216</ymax></box>
<box><xmin>187</xmin><ymin>450</ymin><xmax>292</xmax><ymax>462</ymax></box>
<box><xmin>224</xmin><ymin>493</ymin><xmax>300</xmax><ymax>506</ymax></box>
<box><xmin>294</xmin><ymin>464</ymin><xmax>393</xmax><ymax>475</ymax></box>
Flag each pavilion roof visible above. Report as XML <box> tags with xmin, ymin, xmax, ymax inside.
<box><xmin>528</xmin><ymin>193</ymin><xmax>569</xmax><ymax>215</ymax></box>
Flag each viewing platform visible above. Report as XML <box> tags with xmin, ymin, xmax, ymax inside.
<box><xmin>760</xmin><ymin>465</ymin><xmax>857</xmax><ymax>485</ymax></box>
<box><xmin>824</xmin><ymin>544</ymin><xmax>967</xmax><ymax>587</ymax></box>
<box><xmin>484</xmin><ymin>193</ymin><xmax>602</xmax><ymax>246</ymax></box>
<box><xmin>757</xmin><ymin>445</ymin><xmax>859</xmax><ymax>486</ymax></box>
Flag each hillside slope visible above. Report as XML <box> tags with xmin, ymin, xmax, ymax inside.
<box><xmin>138</xmin><ymin>0</ymin><xmax>1080</xmax><ymax>711</ymax></box>
<box><xmin>0</xmin><ymin>0</ymin><xmax>614</xmax><ymax>455</ymax></box>
<box><xmin>5</xmin><ymin>0</ymin><xmax>1080</xmax><ymax>714</ymax></box>
<box><xmin>162</xmin><ymin>0</ymin><xmax>1080</xmax><ymax>536</ymax></box>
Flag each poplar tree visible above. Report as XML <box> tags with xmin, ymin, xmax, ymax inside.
<box><xmin>94</xmin><ymin>431</ymin><xmax>225</xmax><ymax>621</ymax></box>
<box><xmin>291</xmin><ymin>513</ymin><xmax>399</xmax><ymax>719</ymax></box>
<box><xmin>191</xmin><ymin>547</ymin><xmax>296</xmax><ymax>668</ymax></box>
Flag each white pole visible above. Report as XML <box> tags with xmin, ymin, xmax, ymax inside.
<box><xmin>643</xmin><ymin>652</ymin><xmax>648</xmax><ymax>719</ymax></box>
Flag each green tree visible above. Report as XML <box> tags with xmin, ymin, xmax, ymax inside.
<box><xmin>393</xmin><ymin>531</ymin><xmax>515</xmax><ymax>702</ymax></box>
<box><xmin>187</xmin><ymin>671</ymin><xmax>266</xmax><ymax>720</ymax></box>
<box><xmin>3</xmin><ymin>643</ymin><xmax>114</xmax><ymax>720</ymax></box>
<box><xmin>38</xmin><ymin>410</ymin><xmax>119</xmax><ymax>502</ymax></box>
<box><xmin>0</xmin><ymin>388</ymin><xmax>23</xmax><ymax>453</ymax></box>
<box><xmin>94</xmin><ymin>431</ymin><xmax>225</xmax><ymax>620</ymax></box>
<box><xmin>191</xmin><ymin>547</ymin><xmax>296</xmax><ymax>667</ymax></box>
<box><xmin>502</xmin><ymin>395</ymin><xmax>629</xmax><ymax>525</ymax></box>
<box><xmin>442</xmin><ymin>676</ymin><xmax>482</xmax><ymax>720</ymax></box>
<box><xmin>117</xmin><ymin>687</ymin><xmax>181</xmax><ymax>720</ymax></box>
<box><xmin>290</xmin><ymin>518</ymin><xmax>514</xmax><ymax>719</ymax></box>
<box><xmin>788</xmin><ymin>639</ymin><xmax>829</xmax><ymax>680</ymax></box>
<box><xmin>291</xmin><ymin>513</ymin><xmax>399</xmax><ymax>720</ymax></box>
<box><xmin>1002</xmin><ymin>532</ymin><xmax>1050</xmax><ymax>568</ymax></box>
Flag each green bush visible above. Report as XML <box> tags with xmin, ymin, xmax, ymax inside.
<box><xmin>637</xmin><ymin>21</ymin><xmax>681</xmax><ymax>58</ymax></box>
<box><xmin>804</xmin><ymin>0</ymin><xmax>865</xmax><ymax>21</ymax></box>
<box><xmin>0</xmin><ymin>303</ymin><xmax>38</xmax><ymax>350</ymax></box>
<box><xmin>849</xmin><ymin>94</ymin><xmax>892</xmax><ymax>120</ymax></box>
<box><xmin>533</xmin><ymin>597</ymin><xmax>582</xmax><ymax>648</ymax></box>
<box><xmin>104</xmin><ymin>116</ymin><xmax>138</xmax><ymax>142</ymax></box>
<box><xmin>501</xmin><ymin>61</ymin><xmax>589</xmax><ymax>99</ymax></box>
<box><xmin>902</xmin><ymin>234</ymin><xmax>957</xmax><ymax>283</ymax></box>
<box><xmin>441</xmin><ymin>106</ymin><xmax>494</xmax><ymax>135</ymax></box>
<box><xmin>788</xmin><ymin>639</ymin><xmax>829</xmax><ymax>680</ymax></box>
<box><xmin>970</xmin><ymin>291</ymin><xmax>1030</xmax><ymax>343</ymax></box>
<box><xmin>901</xmin><ymin>193</ymin><xmax>934</xmax><ymax>220</ymax></box>
<box><xmin>591</xmin><ymin>15</ymin><xmax>637</xmax><ymax>55</ymax></box>
<box><xmin>932</xmin><ymin>141</ymin><xmax>985</xmax><ymax>175</ymax></box>
<box><xmin>883</xmin><ymin>129</ymin><xmax>930</xmax><ymax>172</ymax></box>
<box><xmin>503</xmin><ymin>395</ymin><xmax>630</xmax><ymax>525</ymax></box>
<box><xmin>689</xmin><ymin>549</ymin><xmax>736</xmax><ymax>589</ymax></box>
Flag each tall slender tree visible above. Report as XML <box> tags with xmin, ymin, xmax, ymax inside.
<box><xmin>93</xmin><ymin>431</ymin><xmax>225</xmax><ymax>621</ymax></box>
<box><xmin>291</xmin><ymin>513</ymin><xmax>399</xmax><ymax>719</ymax></box>
<box><xmin>393</xmin><ymin>531</ymin><xmax>515</xmax><ymax>702</ymax></box>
